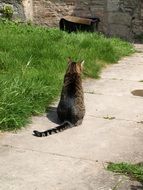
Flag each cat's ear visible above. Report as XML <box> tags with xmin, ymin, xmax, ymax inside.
<box><xmin>67</xmin><ymin>57</ymin><xmax>72</xmax><ymax>64</ymax></box>
<box><xmin>78</xmin><ymin>60</ymin><xmax>84</xmax><ymax>71</ymax></box>
<box><xmin>80</xmin><ymin>60</ymin><xmax>84</xmax><ymax>66</ymax></box>
<box><xmin>79</xmin><ymin>60</ymin><xmax>84</xmax><ymax>69</ymax></box>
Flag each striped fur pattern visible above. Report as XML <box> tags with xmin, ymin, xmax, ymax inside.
<box><xmin>33</xmin><ymin>59</ymin><xmax>85</xmax><ymax>137</ymax></box>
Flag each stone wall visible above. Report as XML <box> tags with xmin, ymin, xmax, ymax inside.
<box><xmin>32</xmin><ymin>0</ymin><xmax>143</xmax><ymax>40</ymax></box>
<box><xmin>32</xmin><ymin>0</ymin><xmax>76</xmax><ymax>27</ymax></box>
<box><xmin>106</xmin><ymin>0</ymin><xmax>143</xmax><ymax>39</ymax></box>
<box><xmin>0</xmin><ymin>0</ymin><xmax>143</xmax><ymax>40</ymax></box>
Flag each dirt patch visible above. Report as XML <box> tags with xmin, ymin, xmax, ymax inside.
<box><xmin>131</xmin><ymin>90</ymin><xmax>143</xmax><ymax>97</ymax></box>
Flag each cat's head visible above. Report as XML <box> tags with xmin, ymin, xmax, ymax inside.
<box><xmin>66</xmin><ymin>58</ymin><xmax>84</xmax><ymax>74</ymax></box>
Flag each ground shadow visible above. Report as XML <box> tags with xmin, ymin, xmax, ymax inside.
<box><xmin>46</xmin><ymin>106</ymin><xmax>60</xmax><ymax>124</ymax></box>
<box><xmin>131</xmin><ymin>89</ymin><xmax>143</xmax><ymax>97</ymax></box>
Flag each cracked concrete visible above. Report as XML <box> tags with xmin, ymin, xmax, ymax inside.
<box><xmin>0</xmin><ymin>44</ymin><xmax>143</xmax><ymax>190</ymax></box>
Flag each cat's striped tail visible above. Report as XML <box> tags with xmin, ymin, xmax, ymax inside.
<box><xmin>33</xmin><ymin>121</ymin><xmax>73</xmax><ymax>137</ymax></box>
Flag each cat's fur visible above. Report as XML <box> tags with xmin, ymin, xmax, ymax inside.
<box><xmin>33</xmin><ymin>59</ymin><xmax>85</xmax><ymax>137</ymax></box>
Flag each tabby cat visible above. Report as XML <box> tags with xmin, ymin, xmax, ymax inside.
<box><xmin>33</xmin><ymin>59</ymin><xmax>85</xmax><ymax>137</ymax></box>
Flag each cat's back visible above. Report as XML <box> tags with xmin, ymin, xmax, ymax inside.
<box><xmin>64</xmin><ymin>73</ymin><xmax>83</xmax><ymax>97</ymax></box>
<box><xmin>57</xmin><ymin>59</ymin><xmax>85</xmax><ymax>124</ymax></box>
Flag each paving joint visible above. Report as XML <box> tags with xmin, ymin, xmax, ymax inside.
<box><xmin>101</xmin><ymin>77</ymin><xmax>143</xmax><ymax>82</ymax></box>
<box><xmin>87</xmin><ymin>114</ymin><xmax>142</xmax><ymax>123</ymax></box>
<box><xmin>0</xmin><ymin>144</ymin><xmax>101</xmax><ymax>164</ymax></box>
<box><xmin>84</xmin><ymin>91</ymin><xmax>143</xmax><ymax>100</ymax></box>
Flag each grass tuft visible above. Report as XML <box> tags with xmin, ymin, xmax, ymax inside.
<box><xmin>0</xmin><ymin>20</ymin><xmax>134</xmax><ymax>130</ymax></box>
<box><xmin>107</xmin><ymin>162</ymin><xmax>143</xmax><ymax>183</ymax></box>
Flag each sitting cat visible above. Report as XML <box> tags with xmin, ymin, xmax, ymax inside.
<box><xmin>33</xmin><ymin>58</ymin><xmax>85</xmax><ymax>137</ymax></box>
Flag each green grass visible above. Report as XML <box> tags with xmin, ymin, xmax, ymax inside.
<box><xmin>107</xmin><ymin>162</ymin><xmax>143</xmax><ymax>183</ymax></box>
<box><xmin>0</xmin><ymin>20</ymin><xmax>134</xmax><ymax>131</ymax></box>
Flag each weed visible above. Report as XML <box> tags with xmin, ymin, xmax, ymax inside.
<box><xmin>2</xmin><ymin>4</ymin><xmax>14</xmax><ymax>20</ymax></box>
<box><xmin>103</xmin><ymin>116</ymin><xmax>116</xmax><ymax>120</ymax></box>
<box><xmin>107</xmin><ymin>162</ymin><xmax>143</xmax><ymax>183</ymax></box>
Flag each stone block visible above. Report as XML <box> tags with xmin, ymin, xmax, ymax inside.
<box><xmin>141</xmin><ymin>9</ymin><xmax>143</xmax><ymax>18</ymax></box>
<box><xmin>108</xmin><ymin>12</ymin><xmax>132</xmax><ymax>26</ymax></box>
<box><xmin>22</xmin><ymin>0</ymin><xmax>33</xmax><ymax>21</ymax></box>
<box><xmin>108</xmin><ymin>23</ymin><xmax>132</xmax><ymax>39</ymax></box>
<box><xmin>107</xmin><ymin>0</ymin><xmax>120</xmax><ymax>11</ymax></box>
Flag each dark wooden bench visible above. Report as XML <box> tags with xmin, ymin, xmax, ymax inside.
<box><xmin>59</xmin><ymin>16</ymin><xmax>100</xmax><ymax>33</ymax></box>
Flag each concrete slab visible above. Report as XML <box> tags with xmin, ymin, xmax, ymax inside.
<box><xmin>134</xmin><ymin>44</ymin><xmax>143</xmax><ymax>52</ymax></box>
<box><xmin>85</xmin><ymin>93</ymin><xmax>143</xmax><ymax>122</ymax></box>
<box><xmin>1</xmin><ymin>117</ymin><xmax>143</xmax><ymax>163</ymax></box>
<box><xmin>84</xmin><ymin>78</ymin><xmax>143</xmax><ymax>97</ymax></box>
<box><xmin>101</xmin><ymin>53</ymin><xmax>143</xmax><ymax>81</ymax></box>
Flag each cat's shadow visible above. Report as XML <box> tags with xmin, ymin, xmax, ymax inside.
<box><xmin>46</xmin><ymin>106</ymin><xmax>61</xmax><ymax>124</ymax></box>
